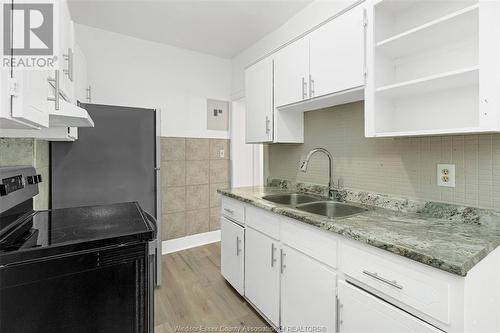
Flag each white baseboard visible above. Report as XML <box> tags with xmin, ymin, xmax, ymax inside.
<box><xmin>162</xmin><ymin>230</ymin><xmax>221</xmax><ymax>255</ymax></box>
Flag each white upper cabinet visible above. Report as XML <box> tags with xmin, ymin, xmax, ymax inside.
<box><xmin>245</xmin><ymin>57</ymin><xmax>274</xmax><ymax>143</ymax></box>
<box><xmin>309</xmin><ymin>5</ymin><xmax>365</xmax><ymax>98</ymax></box>
<box><xmin>365</xmin><ymin>0</ymin><xmax>500</xmax><ymax>137</ymax></box>
<box><xmin>74</xmin><ymin>44</ymin><xmax>89</xmax><ymax>104</ymax></box>
<box><xmin>274</xmin><ymin>37</ymin><xmax>310</xmax><ymax>108</ymax></box>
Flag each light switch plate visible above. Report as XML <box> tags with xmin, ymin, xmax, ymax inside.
<box><xmin>437</xmin><ymin>164</ymin><xmax>455</xmax><ymax>187</ymax></box>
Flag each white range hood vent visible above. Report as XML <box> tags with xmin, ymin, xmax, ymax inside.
<box><xmin>49</xmin><ymin>100</ymin><xmax>95</xmax><ymax>127</ymax></box>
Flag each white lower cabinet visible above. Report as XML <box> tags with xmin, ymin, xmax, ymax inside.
<box><xmin>244</xmin><ymin>226</ymin><xmax>280</xmax><ymax>327</ymax></box>
<box><xmin>220</xmin><ymin>217</ymin><xmax>244</xmax><ymax>295</ymax></box>
<box><xmin>280</xmin><ymin>245</ymin><xmax>337</xmax><ymax>333</ymax></box>
<box><xmin>338</xmin><ymin>281</ymin><xmax>442</xmax><ymax>333</ymax></box>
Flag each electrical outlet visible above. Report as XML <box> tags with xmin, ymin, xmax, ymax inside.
<box><xmin>219</xmin><ymin>149</ymin><xmax>225</xmax><ymax>158</ymax></box>
<box><xmin>437</xmin><ymin>164</ymin><xmax>455</xmax><ymax>187</ymax></box>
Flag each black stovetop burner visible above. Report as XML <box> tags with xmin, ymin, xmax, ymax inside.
<box><xmin>0</xmin><ymin>202</ymin><xmax>155</xmax><ymax>261</ymax></box>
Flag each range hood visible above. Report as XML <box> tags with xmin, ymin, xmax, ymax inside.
<box><xmin>49</xmin><ymin>100</ymin><xmax>94</xmax><ymax>127</ymax></box>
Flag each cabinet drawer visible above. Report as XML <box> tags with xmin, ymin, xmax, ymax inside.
<box><xmin>221</xmin><ymin>197</ymin><xmax>245</xmax><ymax>224</ymax></box>
<box><xmin>281</xmin><ymin>217</ymin><xmax>337</xmax><ymax>268</ymax></box>
<box><xmin>341</xmin><ymin>243</ymin><xmax>450</xmax><ymax>324</ymax></box>
<box><xmin>246</xmin><ymin>206</ymin><xmax>280</xmax><ymax>240</ymax></box>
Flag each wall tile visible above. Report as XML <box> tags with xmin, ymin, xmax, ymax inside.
<box><xmin>162</xmin><ymin>212</ymin><xmax>186</xmax><ymax>240</ymax></box>
<box><xmin>210</xmin><ymin>182</ymin><xmax>228</xmax><ymax>208</ymax></box>
<box><xmin>209</xmin><ymin>207</ymin><xmax>221</xmax><ymax>231</ymax></box>
<box><xmin>268</xmin><ymin>102</ymin><xmax>500</xmax><ymax>209</ymax></box>
<box><xmin>210</xmin><ymin>160</ymin><xmax>229</xmax><ymax>183</ymax></box>
<box><xmin>186</xmin><ymin>209</ymin><xmax>209</xmax><ymax>235</ymax></box>
<box><xmin>186</xmin><ymin>184</ymin><xmax>209</xmax><ymax>210</ymax></box>
<box><xmin>0</xmin><ymin>138</ymin><xmax>34</xmax><ymax>165</ymax></box>
<box><xmin>161</xmin><ymin>137</ymin><xmax>185</xmax><ymax>161</ymax></box>
<box><xmin>162</xmin><ymin>161</ymin><xmax>186</xmax><ymax>187</ymax></box>
<box><xmin>163</xmin><ymin>186</ymin><xmax>185</xmax><ymax>213</ymax></box>
<box><xmin>185</xmin><ymin>160</ymin><xmax>209</xmax><ymax>185</ymax></box>
<box><xmin>209</xmin><ymin>139</ymin><xmax>230</xmax><ymax>160</ymax></box>
<box><xmin>186</xmin><ymin>138</ymin><xmax>209</xmax><ymax>160</ymax></box>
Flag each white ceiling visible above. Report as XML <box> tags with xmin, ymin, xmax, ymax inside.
<box><xmin>68</xmin><ymin>0</ymin><xmax>313</xmax><ymax>58</ymax></box>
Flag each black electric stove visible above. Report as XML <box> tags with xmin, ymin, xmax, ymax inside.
<box><xmin>0</xmin><ymin>166</ymin><xmax>157</xmax><ymax>333</ymax></box>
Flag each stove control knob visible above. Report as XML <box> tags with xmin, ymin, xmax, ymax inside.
<box><xmin>27</xmin><ymin>176</ymin><xmax>34</xmax><ymax>184</ymax></box>
<box><xmin>0</xmin><ymin>184</ymin><xmax>6</xmax><ymax>196</ymax></box>
<box><xmin>37</xmin><ymin>174</ymin><xmax>42</xmax><ymax>183</ymax></box>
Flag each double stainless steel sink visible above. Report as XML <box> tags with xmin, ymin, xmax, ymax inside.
<box><xmin>262</xmin><ymin>193</ymin><xmax>366</xmax><ymax>219</ymax></box>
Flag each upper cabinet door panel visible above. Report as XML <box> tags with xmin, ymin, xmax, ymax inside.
<box><xmin>274</xmin><ymin>37</ymin><xmax>310</xmax><ymax>108</ymax></box>
<box><xmin>245</xmin><ymin>57</ymin><xmax>274</xmax><ymax>143</ymax></box>
<box><xmin>310</xmin><ymin>5</ymin><xmax>365</xmax><ymax>98</ymax></box>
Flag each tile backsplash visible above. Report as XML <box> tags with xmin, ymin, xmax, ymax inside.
<box><xmin>161</xmin><ymin>137</ymin><xmax>230</xmax><ymax>241</ymax></box>
<box><xmin>267</xmin><ymin>101</ymin><xmax>500</xmax><ymax>210</ymax></box>
<box><xmin>0</xmin><ymin>138</ymin><xmax>50</xmax><ymax>209</ymax></box>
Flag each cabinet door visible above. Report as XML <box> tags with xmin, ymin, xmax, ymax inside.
<box><xmin>73</xmin><ymin>44</ymin><xmax>88</xmax><ymax>104</ymax></box>
<box><xmin>310</xmin><ymin>5</ymin><xmax>365</xmax><ymax>98</ymax></box>
<box><xmin>244</xmin><ymin>227</ymin><xmax>280</xmax><ymax>327</ymax></box>
<box><xmin>220</xmin><ymin>217</ymin><xmax>244</xmax><ymax>295</ymax></box>
<box><xmin>58</xmin><ymin>0</ymin><xmax>74</xmax><ymax>101</ymax></box>
<box><xmin>274</xmin><ymin>37</ymin><xmax>310</xmax><ymax>107</ymax></box>
<box><xmin>11</xmin><ymin>71</ymin><xmax>50</xmax><ymax>128</ymax></box>
<box><xmin>338</xmin><ymin>281</ymin><xmax>442</xmax><ymax>333</ymax></box>
<box><xmin>281</xmin><ymin>245</ymin><xmax>337</xmax><ymax>332</ymax></box>
<box><xmin>245</xmin><ymin>57</ymin><xmax>273</xmax><ymax>143</ymax></box>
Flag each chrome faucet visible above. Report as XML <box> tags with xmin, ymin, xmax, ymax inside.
<box><xmin>300</xmin><ymin>148</ymin><xmax>334</xmax><ymax>198</ymax></box>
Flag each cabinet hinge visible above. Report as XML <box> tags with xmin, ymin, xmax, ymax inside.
<box><xmin>7</xmin><ymin>78</ymin><xmax>18</xmax><ymax>97</ymax></box>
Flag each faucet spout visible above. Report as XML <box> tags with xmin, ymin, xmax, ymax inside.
<box><xmin>300</xmin><ymin>148</ymin><xmax>334</xmax><ymax>198</ymax></box>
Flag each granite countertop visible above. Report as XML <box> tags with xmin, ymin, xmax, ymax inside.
<box><xmin>218</xmin><ymin>185</ymin><xmax>500</xmax><ymax>276</ymax></box>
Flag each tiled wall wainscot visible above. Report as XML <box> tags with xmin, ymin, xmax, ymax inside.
<box><xmin>0</xmin><ymin>138</ymin><xmax>50</xmax><ymax>209</ymax></box>
<box><xmin>161</xmin><ymin>137</ymin><xmax>230</xmax><ymax>240</ymax></box>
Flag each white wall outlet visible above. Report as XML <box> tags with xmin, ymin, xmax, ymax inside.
<box><xmin>437</xmin><ymin>164</ymin><xmax>455</xmax><ymax>187</ymax></box>
<box><xmin>219</xmin><ymin>149</ymin><xmax>225</xmax><ymax>158</ymax></box>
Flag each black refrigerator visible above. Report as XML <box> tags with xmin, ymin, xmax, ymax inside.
<box><xmin>51</xmin><ymin>103</ymin><xmax>162</xmax><ymax>286</ymax></box>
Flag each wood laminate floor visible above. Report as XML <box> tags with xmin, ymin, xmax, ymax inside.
<box><xmin>154</xmin><ymin>242</ymin><xmax>271</xmax><ymax>333</ymax></box>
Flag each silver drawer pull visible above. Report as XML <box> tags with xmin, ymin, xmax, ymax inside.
<box><xmin>224</xmin><ymin>208</ymin><xmax>234</xmax><ymax>215</ymax></box>
<box><xmin>362</xmin><ymin>270</ymin><xmax>403</xmax><ymax>290</ymax></box>
<box><xmin>271</xmin><ymin>243</ymin><xmax>277</xmax><ymax>267</ymax></box>
<box><xmin>236</xmin><ymin>236</ymin><xmax>241</xmax><ymax>256</ymax></box>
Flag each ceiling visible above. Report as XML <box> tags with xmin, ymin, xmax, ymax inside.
<box><xmin>68</xmin><ymin>0</ymin><xmax>313</xmax><ymax>58</ymax></box>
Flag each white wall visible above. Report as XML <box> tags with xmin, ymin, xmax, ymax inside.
<box><xmin>230</xmin><ymin>98</ymin><xmax>263</xmax><ymax>187</ymax></box>
<box><xmin>75</xmin><ymin>24</ymin><xmax>232</xmax><ymax>138</ymax></box>
<box><xmin>230</xmin><ymin>0</ymin><xmax>358</xmax><ymax>99</ymax></box>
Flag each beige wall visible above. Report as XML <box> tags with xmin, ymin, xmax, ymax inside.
<box><xmin>161</xmin><ymin>137</ymin><xmax>230</xmax><ymax>240</ymax></box>
<box><xmin>0</xmin><ymin>138</ymin><xmax>50</xmax><ymax>209</ymax></box>
<box><xmin>267</xmin><ymin>102</ymin><xmax>500</xmax><ymax>209</ymax></box>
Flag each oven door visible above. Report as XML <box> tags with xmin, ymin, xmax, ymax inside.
<box><xmin>0</xmin><ymin>243</ymin><xmax>151</xmax><ymax>333</ymax></box>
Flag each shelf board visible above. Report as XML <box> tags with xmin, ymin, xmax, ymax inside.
<box><xmin>375</xmin><ymin>66</ymin><xmax>479</xmax><ymax>99</ymax></box>
<box><xmin>376</xmin><ymin>4</ymin><xmax>479</xmax><ymax>59</ymax></box>
<box><xmin>371</xmin><ymin>126</ymin><xmax>496</xmax><ymax>138</ymax></box>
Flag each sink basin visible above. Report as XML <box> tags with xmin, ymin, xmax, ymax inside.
<box><xmin>296</xmin><ymin>201</ymin><xmax>366</xmax><ymax>218</ymax></box>
<box><xmin>262</xmin><ymin>193</ymin><xmax>320</xmax><ymax>206</ymax></box>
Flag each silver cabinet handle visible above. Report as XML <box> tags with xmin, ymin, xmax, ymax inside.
<box><xmin>302</xmin><ymin>77</ymin><xmax>308</xmax><ymax>99</ymax></box>
<box><xmin>265</xmin><ymin>116</ymin><xmax>271</xmax><ymax>135</ymax></box>
<box><xmin>223</xmin><ymin>208</ymin><xmax>234</xmax><ymax>215</ymax></box>
<box><xmin>362</xmin><ymin>270</ymin><xmax>403</xmax><ymax>290</ymax></box>
<box><xmin>86</xmin><ymin>85</ymin><xmax>92</xmax><ymax>103</ymax></box>
<box><xmin>280</xmin><ymin>248</ymin><xmax>286</xmax><ymax>274</ymax></box>
<box><xmin>47</xmin><ymin>70</ymin><xmax>60</xmax><ymax>110</ymax></box>
<box><xmin>236</xmin><ymin>236</ymin><xmax>241</xmax><ymax>256</ymax></box>
<box><xmin>336</xmin><ymin>296</ymin><xmax>342</xmax><ymax>332</ymax></box>
<box><xmin>309</xmin><ymin>75</ymin><xmax>315</xmax><ymax>98</ymax></box>
<box><xmin>63</xmin><ymin>48</ymin><xmax>74</xmax><ymax>82</ymax></box>
<box><xmin>271</xmin><ymin>243</ymin><xmax>277</xmax><ymax>267</ymax></box>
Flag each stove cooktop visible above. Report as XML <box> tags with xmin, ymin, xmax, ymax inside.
<box><xmin>0</xmin><ymin>202</ymin><xmax>155</xmax><ymax>255</ymax></box>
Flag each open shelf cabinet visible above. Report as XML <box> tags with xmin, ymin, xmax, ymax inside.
<box><xmin>365</xmin><ymin>0</ymin><xmax>500</xmax><ymax>137</ymax></box>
